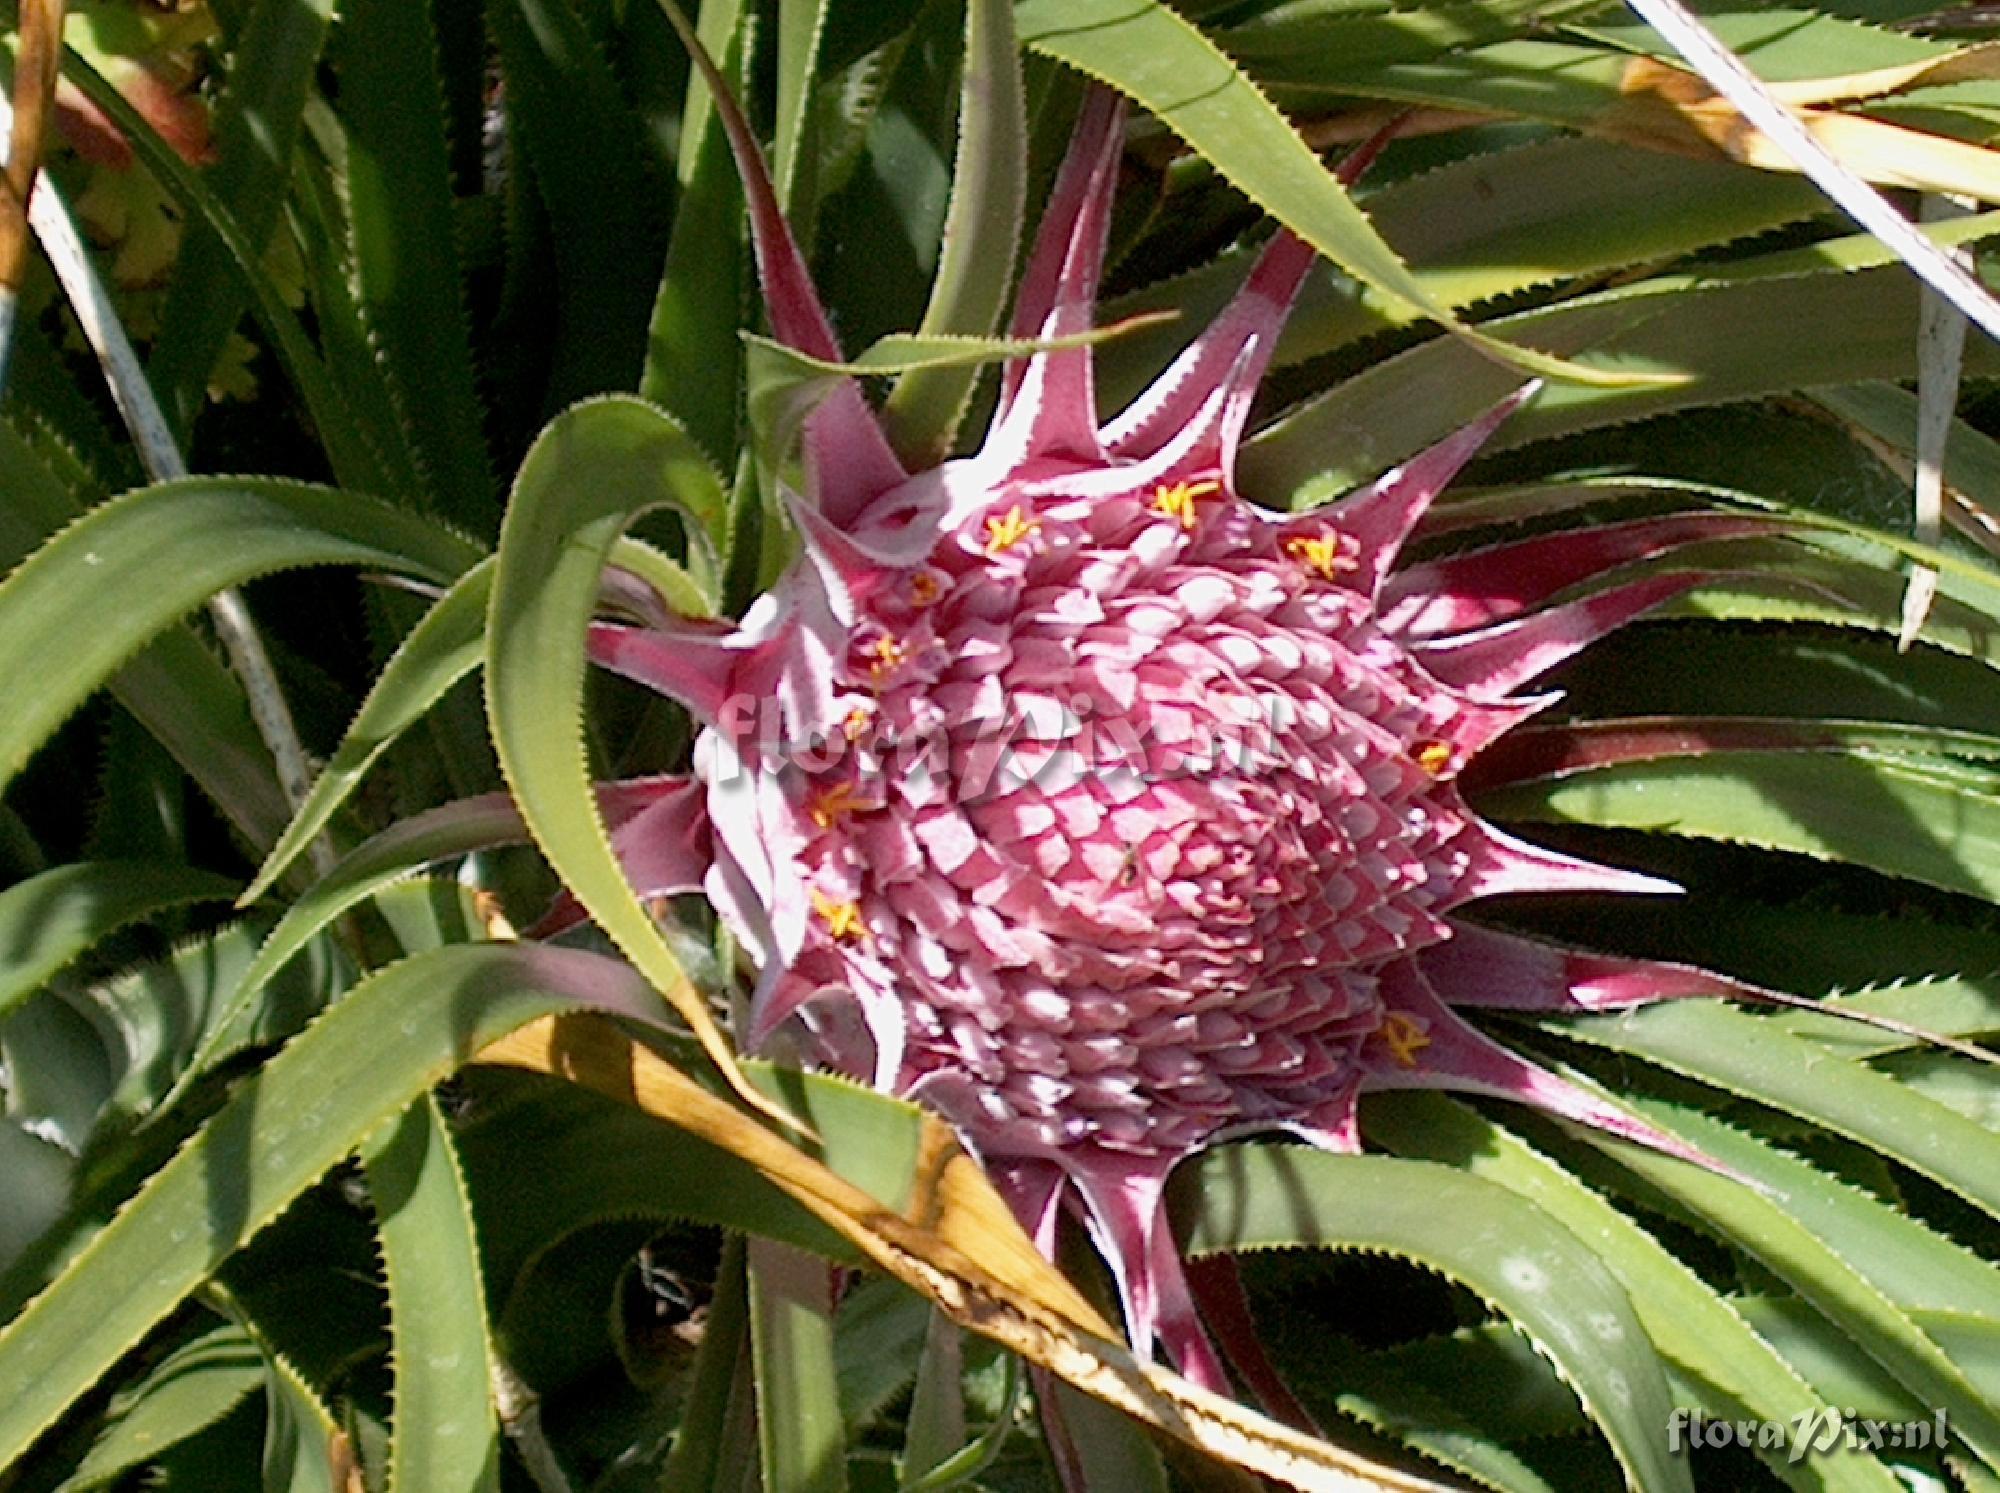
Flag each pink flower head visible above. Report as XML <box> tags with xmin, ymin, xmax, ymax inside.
<box><xmin>586</xmin><ymin>87</ymin><xmax>1763</xmax><ymax>1389</ymax></box>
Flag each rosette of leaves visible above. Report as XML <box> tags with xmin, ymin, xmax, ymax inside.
<box><xmin>0</xmin><ymin>0</ymin><xmax>1995</xmax><ymax>1490</ymax></box>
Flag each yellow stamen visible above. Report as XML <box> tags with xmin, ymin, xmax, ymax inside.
<box><xmin>867</xmin><ymin>634</ymin><xmax>907</xmax><ymax>683</ymax></box>
<box><xmin>813</xmin><ymin>891</ymin><xmax>867</xmax><ymax>943</ymax></box>
<box><xmin>810</xmin><ymin>781</ymin><xmax>871</xmax><ymax>829</ymax></box>
<box><xmin>984</xmin><ymin>506</ymin><xmax>1041</xmax><ymax>556</ymax></box>
<box><xmin>1152</xmin><ymin>479</ymin><xmax>1221</xmax><ymax>530</ymax></box>
<box><xmin>1414</xmin><ymin>740</ymin><xmax>1453</xmax><ymax>776</ymax></box>
<box><xmin>1376</xmin><ymin>1012</ymin><xmax>1431</xmax><ymax>1069</ymax></box>
<box><xmin>908</xmin><ymin>570</ymin><xmax>942</xmax><ymax>605</ymax></box>
<box><xmin>1285</xmin><ymin>532</ymin><xmax>1357</xmax><ymax>581</ymax></box>
<box><xmin>842</xmin><ymin>705</ymin><xmax>873</xmax><ymax>741</ymax></box>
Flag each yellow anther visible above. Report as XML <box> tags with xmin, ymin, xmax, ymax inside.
<box><xmin>1414</xmin><ymin>740</ymin><xmax>1453</xmax><ymax>776</ymax></box>
<box><xmin>1285</xmin><ymin>532</ymin><xmax>1357</xmax><ymax>581</ymax></box>
<box><xmin>907</xmin><ymin>570</ymin><xmax>943</xmax><ymax>605</ymax></box>
<box><xmin>984</xmin><ymin>506</ymin><xmax>1042</xmax><ymax>556</ymax></box>
<box><xmin>809</xmin><ymin>780</ymin><xmax>871</xmax><ymax>829</ymax></box>
<box><xmin>866</xmin><ymin>634</ymin><xmax>908</xmax><ymax>683</ymax></box>
<box><xmin>1152</xmin><ymin>479</ymin><xmax>1221</xmax><ymax>530</ymax></box>
<box><xmin>1376</xmin><ymin>1012</ymin><xmax>1431</xmax><ymax>1070</ymax></box>
<box><xmin>842</xmin><ymin>705</ymin><xmax>873</xmax><ymax>741</ymax></box>
<box><xmin>812</xmin><ymin>890</ymin><xmax>868</xmax><ymax>943</ymax></box>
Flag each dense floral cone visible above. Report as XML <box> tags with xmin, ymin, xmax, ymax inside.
<box><xmin>584</xmin><ymin>85</ymin><xmax>1767</xmax><ymax>1390</ymax></box>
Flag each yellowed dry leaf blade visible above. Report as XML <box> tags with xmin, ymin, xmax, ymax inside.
<box><xmin>1610</xmin><ymin>54</ymin><xmax>2000</xmax><ymax>203</ymax></box>
<box><xmin>476</xmin><ymin>1015</ymin><xmax>1449</xmax><ymax>1493</ymax></box>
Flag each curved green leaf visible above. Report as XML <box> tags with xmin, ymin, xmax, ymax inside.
<box><xmin>772</xmin><ymin>0</ymin><xmax>833</xmax><ymax>221</ymax></box>
<box><xmin>245</xmin><ymin>563</ymin><xmax>497</xmax><ymax>905</ymax></box>
<box><xmin>0</xmin><ymin>410</ymin><xmax>291</xmax><ymax>850</ymax></box>
<box><xmin>1177</xmin><ymin>1146</ymin><xmax>1691</xmax><ymax>1493</ymax></box>
<box><xmin>0</xmin><ymin>862</ymin><xmax>238</xmax><ymax>1023</ymax></box>
<box><xmin>486</xmin><ymin>396</ymin><xmax>759</xmax><ymax>1109</ymax></box>
<box><xmin>1560</xmin><ymin>1095</ymin><xmax>2000</xmax><ymax>1468</ymax></box>
<box><xmin>254</xmin><ymin>1332</ymin><xmax>344</xmax><ymax>1493</ymax></box>
<box><xmin>244</xmin><ymin>537</ymin><xmax>710</xmax><ymax>908</ymax></box>
<box><xmin>1781</xmin><ymin>976</ymin><xmax>2000</xmax><ymax>1060</ymax></box>
<box><xmin>0</xmin><ymin>941</ymin><xmax>651</xmax><ymax>1474</ymax></box>
<box><xmin>58</xmin><ymin>1321</ymin><xmax>263</xmax><ymax>1492</ymax></box>
<box><xmin>1242</xmin><ymin>211</ymin><xmax>2000</xmax><ymax>504</ymax></box>
<box><xmin>1098</xmin><ymin>137</ymin><xmax>1828</xmax><ymax>411</ymax></box>
<box><xmin>641</xmin><ymin>0</ymin><xmax>748</xmax><ymax>467</ymax></box>
<box><xmin>1013</xmin><ymin>0</ymin><xmax>1674</xmax><ymax>390</ymax></box>
<box><xmin>0</xmin><ymin>479</ymin><xmax>480</xmax><ymax>794</ymax></box>
<box><xmin>363</xmin><ymin>1095</ymin><xmax>501</xmax><ymax>1493</ymax></box>
<box><xmin>190</xmin><ymin>799</ymin><xmax>532</xmax><ymax>1102</ymax></box>
<box><xmin>1367</xmin><ymin>1093</ymin><xmax>1905</xmax><ymax>1493</ymax></box>
<box><xmin>1553</xmin><ymin>1001</ymin><xmax>2000</xmax><ymax>1223</ymax></box>
<box><xmin>1486</xmin><ymin>741</ymin><xmax>2000</xmax><ymax>904</ymax></box>
<box><xmin>749</xmin><ymin>315</ymin><xmax>1178</xmax><ymax>379</ymax></box>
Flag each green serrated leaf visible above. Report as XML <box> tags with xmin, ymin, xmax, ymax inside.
<box><xmin>0</xmin><ymin>941</ymin><xmax>651</xmax><ymax>1474</ymax></box>
<box><xmin>0</xmin><ymin>478</ymin><xmax>479</xmax><ymax>796</ymax></box>
<box><xmin>1178</xmin><ymin>1146</ymin><xmax>1692</xmax><ymax>1493</ymax></box>
<box><xmin>337</xmin><ymin>0</ymin><xmax>498</xmax><ymax>531</ymax></box>
<box><xmin>94</xmin><ymin>915</ymin><xmax>343</xmax><ymax>1133</ymax></box>
<box><xmin>749</xmin><ymin>315</ymin><xmax>1178</xmax><ymax>379</ymax></box>
<box><xmin>146</xmin><ymin>0</ymin><xmax>336</xmax><ymax>437</ymax></box>
<box><xmin>363</xmin><ymin>1095</ymin><xmax>501</xmax><ymax>1493</ymax></box>
<box><xmin>774</xmin><ymin>0</ymin><xmax>832</xmax><ymax>223</ymax></box>
<box><xmin>1014</xmin><ymin>0</ymin><xmax>1676</xmax><ymax>391</ymax></box>
<box><xmin>188</xmin><ymin>801</ymin><xmax>530</xmax><ymax>1108</ymax></box>
<box><xmin>1099</xmin><ymin>136</ymin><xmax>1828</xmax><ymax>414</ymax></box>
<box><xmin>1558</xmin><ymin>1095</ymin><xmax>2000</xmax><ymax>1469</ymax></box>
<box><xmin>0</xmin><ymin>411</ymin><xmax>291</xmax><ymax>852</ymax></box>
<box><xmin>1367</xmin><ymin>1093</ymin><xmax>1905</xmax><ymax>1493</ymax></box>
<box><xmin>641</xmin><ymin>0</ymin><xmax>749</xmax><ymax>467</ymax></box>
<box><xmin>485</xmin><ymin>395</ymin><xmax>755</xmax><ymax>1109</ymax></box>
<box><xmin>58</xmin><ymin>1320</ymin><xmax>264</xmax><ymax>1492</ymax></box>
<box><xmin>1243</xmin><ymin>212</ymin><xmax>2000</xmax><ymax>505</ymax></box>
<box><xmin>882</xmin><ymin>0</ymin><xmax>1028</xmax><ymax>462</ymax></box>
<box><xmin>58</xmin><ymin>50</ymin><xmax>390</xmax><ymax>493</ymax></box>
<box><xmin>1551</xmin><ymin>1001</ymin><xmax>2000</xmax><ymax>1223</ymax></box>
<box><xmin>750</xmin><ymin>1236</ymin><xmax>849</xmax><ymax>1493</ymax></box>
<box><xmin>245</xmin><ymin>535</ymin><xmax>711</xmax><ymax>909</ymax></box>
<box><xmin>1781</xmin><ymin>975</ymin><xmax>2000</xmax><ymax>1060</ymax></box>
<box><xmin>0</xmin><ymin>862</ymin><xmax>238</xmax><ymax>1024</ymax></box>
<box><xmin>833</xmin><ymin>1277</ymin><xmax>929</xmax><ymax>1432</ymax></box>
<box><xmin>244</xmin><ymin>563</ymin><xmax>497</xmax><ymax>905</ymax></box>
<box><xmin>1486</xmin><ymin>740</ymin><xmax>2000</xmax><ymax>905</ymax></box>
<box><xmin>256</xmin><ymin>1336</ymin><xmax>342</xmax><ymax>1493</ymax></box>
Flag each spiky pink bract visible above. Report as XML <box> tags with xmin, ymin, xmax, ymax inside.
<box><xmin>588</xmin><ymin>88</ymin><xmax>1762</xmax><ymax>1391</ymax></box>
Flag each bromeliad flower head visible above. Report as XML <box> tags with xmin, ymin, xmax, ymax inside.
<box><xmin>583</xmin><ymin>87</ymin><xmax>1767</xmax><ymax>1389</ymax></box>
